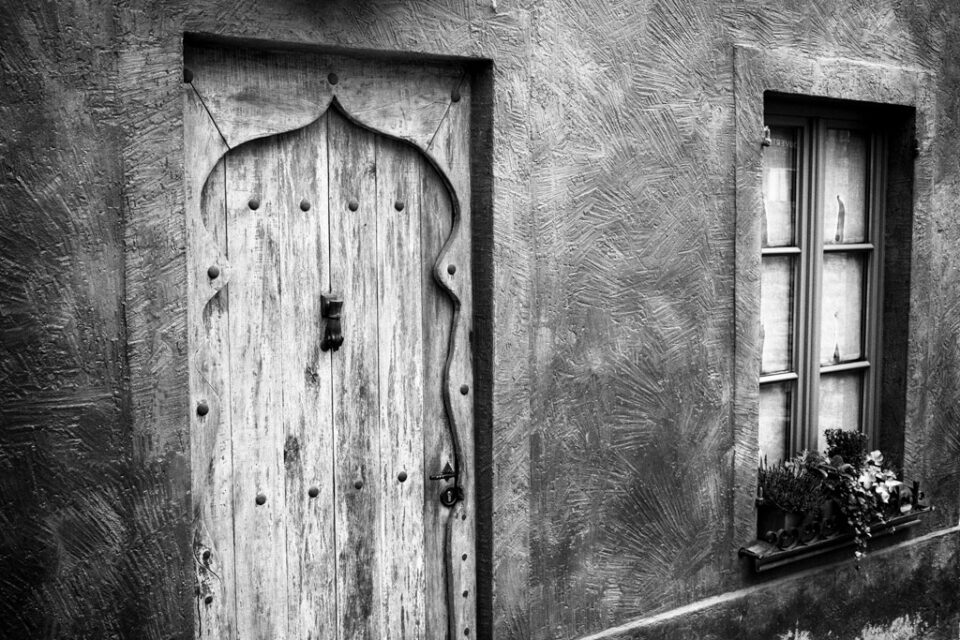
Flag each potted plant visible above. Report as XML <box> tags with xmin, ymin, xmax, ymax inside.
<box><xmin>756</xmin><ymin>456</ymin><xmax>826</xmax><ymax>548</ymax></box>
<box><xmin>756</xmin><ymin>429</ymin><xmax>914</xmax><ymax>558</ymax></box>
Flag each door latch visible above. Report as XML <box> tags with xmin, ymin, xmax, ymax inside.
<box><xmin>429</xmin><ymin>462</ymin><xmax>462</xmax><ymax>507</ymax></box>
<box><xmin>320</xmin><ymin>293</ymin><xmax>344</xmax><ymax>352</ymax></box>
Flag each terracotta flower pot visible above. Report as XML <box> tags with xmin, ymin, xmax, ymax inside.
<box><xmin>798</xmin><ymin>510</ymin><xmax>820</xmax><ymax>544</ymax></box>
<box><xmin>818</xmin><ymin>499</ymin><xmax>841</xmax><ymax>539</ymax></box>
<box><xmin>757</xmin><ymin>504</ymin><xmax>806</xmax><ymax>549</ymax></box>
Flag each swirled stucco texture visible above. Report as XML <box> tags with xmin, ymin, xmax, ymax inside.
<box><xmin>1</xmin><ymin>0</ymin><xmax>959</xmax><ymax>638</ymax></box>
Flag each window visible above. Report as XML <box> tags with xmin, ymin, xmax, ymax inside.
<box><xmin>758</xmin><ymin>99</ymin><xmax>887</xmax><ymax>463</ymax></box>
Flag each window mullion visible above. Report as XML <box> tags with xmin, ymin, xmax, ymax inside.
<box><xmin>802</xmin><ymin>120</ymin><xmax>827</xmax><ymax>453</ymax></box>
<box><xmin>864</xmin><ymin>131</ymin><xmax>886</xmax><ymax>449</ymax></box>
<box><xmin>790</xmin><ymin>120</ymin><xmax>813</xmax><ymax>452</ymax></box>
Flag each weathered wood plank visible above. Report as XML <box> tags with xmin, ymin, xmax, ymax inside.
<box><xmin>226</xmin><ymin>135</ymin><xmax>288</xmax><ymax>640</ymax></box>
<box><xmin>185</xmin><ymin>44</ymin><xmax>461</xmax><ymax>158</ymax></box>
<box><xmin>419</xmin><ymin>151</ymin><xmax>455</xmax><ymax>640</ymax></box>
<box><xmin>192</xmin><ymin>159</ymin><xmax>237</xmax><ymax>639</ymax></box>
<box><xmin>328</xmin><ymin>108</ymin><xmax>383</xmax><ymax>640</ymax></box>
<box><xmin>334</xmin><ymin>63</ymin><xmax>461</xmax><ymax>150</ymax></box>
<box><xmin>184</xmin><ymin>85</ymin><xmax>236</xmax><ymax>640</ymax></box>
<box><xmin>184</xmin><ymin>45</ymin><xmax>332</xmax><ymax>150</ymax></box>
<box><xmin>277</xmin><ymin>118</ymin><xmax>338</xmax><ymax>640</ymax></box>
<box><xmin>376</xmin><ymin>135</ymin><xmax>427</xmax><ymax>639</ymax></box>
<box><xmin>429</xmin><ymin>74</ymin><xmax>477</xmax><ymax>640</ymax></box>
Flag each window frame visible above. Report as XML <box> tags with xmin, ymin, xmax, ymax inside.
<box><xmin>760</xmin><ymin>99</ymin><xmax>888</xmax><ymax>457</ymax></box>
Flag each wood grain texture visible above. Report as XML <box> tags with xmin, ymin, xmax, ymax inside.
<box><xmin>185</xmin><ymin>44</ymin><xmax>461</xmax><ymax>159</ymax></box>
<box><xmin>226</xmin><ymin>135</ymin><xmax>289</xmax><ymax>640</ymax></box>
<box><xmin>376</xmin><ymin>135</ymin><xmax>427</xmax><ymax>639</ymax></box>
<box><xmin>328</xmin><ymin>108</ymin><xmax>383</xmax><ymax>640</ymax></box>
<box><xmin>192</xmin><ymin>164</ymin><xmax>237</xmax><ymax>638</ymax></box>
<box><xmin>184</xmin><ymin>46</ymin><xmax>332</xmax><ymax>149</ymax></box>
<box><xmin>185</xmin><ymin>84</ymin><xmax>236</xmax><ymax>639</ymax></box>
<box><xmin>427</xmin><ymin>75</ymin><xmax>478</xmax><ymax>640</ymax></box>
<box><xmin>419</xmin><ymin>153</ymin><xmax>455</xmax><ymax>640</ymax></box>
<box><xmin>276</xmin><ymin>119</ymin><xmax>337</xmax><ymax>640</ymax></box>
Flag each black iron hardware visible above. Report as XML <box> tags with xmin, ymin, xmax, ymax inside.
<box><xmin>320</xmin><ymin>293</ymin><xmax>344</xmax><ymax>352</ymax></box>
<box><xmin>429</xmin><ymin>462</ymin><xmax>456</xmax><ymax>481</ymax></box>
<box><xmin>430</xmin><ymin>462</ymin><xmax>462</xmax><ymax>507</ymax></box>
<box><xmin>439</xmin><ymin>486</ymin><xmax>463</xmax><ymax>507</ymax></box>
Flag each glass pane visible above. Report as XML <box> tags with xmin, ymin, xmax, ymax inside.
<box><xmin>819</xmin><ymin>253</ymin><xmax>864</xmax><ymax>365</ymax></box>
<box><xmin>817</xmin><ymin>372</ymin><xmax>862</xmax><ymax>451</ymax></box>
<box><xmin>760</xmin><ymin>382</ymin><xmax>792</xmax><ymax>464</ymax></box>
<box><xmin>762</xmin><ymin>126</ymin><xmax>798</xmax><ymax>247</ymax></box>
<box><xmin>760</xmin><ymin>256</ymin><xmax>794</xmax><ymax>373</ymax></box>
<box><xmin>823</xmin><ymin>128</ymin><xmax>868</xmax><ymax>244</ymax></box>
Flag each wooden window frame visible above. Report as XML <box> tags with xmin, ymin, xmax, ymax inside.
<box><xmin>761</xmin><ymin>98</ymin><xmax>887</xmax><ymax>456</ymax></box>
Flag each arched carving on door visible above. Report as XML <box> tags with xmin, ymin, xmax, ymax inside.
<box><xmin>198</xmin><ymin>98</ymin><xmax>469</xmax><ymax>508</ymax></box>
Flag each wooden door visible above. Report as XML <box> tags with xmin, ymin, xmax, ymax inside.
<box><xmin>185</xmin><ymin>47</ymin><xmax>475</xmax><ymax>640</ymax></box>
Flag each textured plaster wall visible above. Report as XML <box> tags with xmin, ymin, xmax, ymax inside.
<box><xmin>596</xmin><ymin>529</ymin><xmax>960</xmax><ymax>640</ymax></box>
<box><xmin>1</xmin><ymin>0</ymin><xmax>958</xmax><ymax>639</ymax></box>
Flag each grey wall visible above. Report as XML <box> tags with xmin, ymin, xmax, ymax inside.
<box><xmin>1</xmin><ymin>0</ymin><xmax>958</xmax><ymax>638</ymax></box>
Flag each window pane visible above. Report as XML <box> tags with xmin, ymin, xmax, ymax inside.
<box><xmin>819</xmin><ymin>253</ymin><xmax>864</xmax><ymax>365</ymax></box>
<box><xmin>817</xmin><ymin>372</ymin><xmax>862</xmax><ymax>451</ymax></box>
<box><xmin>762</xmin><ymin>126</ymin><xmax>798</xmax><ymax>247</ymax></box>
<box><xmin>823</xmin><ymin>128</ymin><xmax>868</xmax><ymax>244</ymax></box>
<box><xmin>760</xmin><ymin>382</ymin><xmax>792</xmax><ymax>464</ymax></box>
<box><xmin>760</xmin><ymin>256</ymin><xmax>794</xmax><ymax>373</ymax></box>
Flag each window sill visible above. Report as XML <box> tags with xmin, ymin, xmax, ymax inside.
<box><xmin>739</xmin><ymin>506</ymin><xmax>932</xmax><ymax>573</ymax></box>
